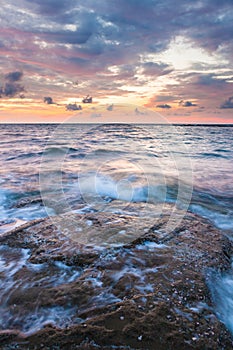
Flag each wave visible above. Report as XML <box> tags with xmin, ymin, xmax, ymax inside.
<box><xmin>6</xmin><ymin>151</ymin><xmax>44</xmax><ymax>161</ymax></box>
<box><xmin>78</xmin><ymin>173</ymin><xmax>153</xmax><ymax>203</ymax></box>
<box><xmin>198</xmin><ymin>152</ymin><xmax>229</xmax><ymax>159</ymax></box>
<box><xmin>76</xmin><ymin>174</ymin><xmax>233</xmax><ymax>231</ymax></box>
<box><xmin>214</xmin><ymin>149</ymin><xmax>231</xmax><ymax>153</ymax></box>
<box><xmin>207</xmin><ymin>269</ymin><xmax>233</xmax><ymax>335</ymax></box>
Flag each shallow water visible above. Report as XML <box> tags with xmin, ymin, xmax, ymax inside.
<box><xmin>0</xmin><ymin>123</ymin><xmax>232</xmax><ymax>336</ymax></box>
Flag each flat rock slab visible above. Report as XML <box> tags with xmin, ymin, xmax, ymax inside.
<box><xmin>0</xmin><ymin>207</ymin><xmax>232</xmax><ymax>349</ymax></box>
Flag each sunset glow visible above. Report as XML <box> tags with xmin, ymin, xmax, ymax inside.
<box><xmin>0</xmin><ymin>1</ymin><xmax>233</xmax><ymax>123</ymax></box>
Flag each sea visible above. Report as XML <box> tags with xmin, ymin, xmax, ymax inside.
<box><xmin>0</xmin><ymin>123</ymin><xmax>232</xmax><ymax>335</ymax></box>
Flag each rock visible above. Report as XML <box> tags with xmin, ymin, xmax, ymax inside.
<box><xmin>0</xmin><ymin>206</ymin><xmax>232</xmax><ymax>349</ymax></box>
<box><xmin>12</xmin><ymin>196</ymin><xmax>43</xmax><ymax>209</ymax></box>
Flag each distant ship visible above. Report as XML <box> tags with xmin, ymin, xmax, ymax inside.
<box><xmin>82</xmin><ymin>95</ymin><xmax>92</xmax><ymax>103</ymax></box>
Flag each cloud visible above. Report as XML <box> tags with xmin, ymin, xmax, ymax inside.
<box><xmin>193</xmin><ymin>74</ymin><xmax>224</xmax><ymax>86</ymax></box>
<box><xmin>162</xmin><ymin>72</ymin><xmax>233</xmax><ymax>109</ymax></box>
<box><xmin>3</xmin><ymin>83</ymin><xmax>24</xmax><ymax>97</ymax></box>
<box><xmin>47</xmin><ymin>28</ymin><xmax>93</xmax><ymax>45</ymax></box>
<box><xmin>0</xmin><ymin>71</ymin><xmax>25</xmax><ymax>98</ymax></box>
<box><xmin>179</xmin><ymin>100</ymin><xmax>197</xmax><ymax>107</ymax></box>
<box><xmin>66</xmin><ymin>103</ymin><xmax>82</xmax><ymax>111</ymax></box>
<box><xmin>1</xmin><ymin>0</ymin><xmax>233</xmax><ymax>118</ymax></box>
<box><xmin>4</xmin><ymin>71</ymin><xmax>23</xmax><ymax>82</ymax></box>
<box><xmin>82</xmin><ymin>95</ymin><xmax>93</xmax><ymax>103</ymax></box>
<box><xmin>3</xmin><ymin>1</ymin><xmax>233</xmax><ymax>67</ymax></box>
<box><xmin>220</xmin><ymin>96</ymin><xmax>233</xmax><ymax>109</ymax></box>
<box><xmin>141</xmin><ymin>62</ymin><xmax>173</xmax><ymax>76</ymax></box>
<box><xmin>144</xmin><ymin>95</ymin><xmax>175</xmax><ymax>108</ymax></box>
<box><xmin>25</xmin><ymin>0</ymin><xmax>76</xmax><ymax>16</ymax></box>
<box><xmin>107</xmin><ymin>104</ymin><xmax>114</xmax><ymax>111</ymax></box>
<box><xmin>44</xmin><ymin>96</ymin><xmax>54</xmax><ymax>104</ymax></box>
<box><xmin>156</xmin><ymin>104</ymin><xmax>171</xmax><ymax>109</ymax></box>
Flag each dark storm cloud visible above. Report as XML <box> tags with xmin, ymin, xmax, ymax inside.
<box><xmin>156</xmin><ymin>104</ymin><xmax>172</xmax><ymax>109</ymax></box>
<box><xmin>220</xmin><ymin>96</ymin><xmax>233</xmax><ymax>109</ymax></box>
<box><xmin>179</xmin><ymin>100</ymin><xmax>197</xmax><ymax>107</ymax></box>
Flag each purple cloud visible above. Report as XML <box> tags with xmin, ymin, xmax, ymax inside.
<box><xmin>142</xmin><ymin>62</ymin><xmax>173</xmax><ymax>76</ymax></box>
<box><xmin>5</xmin><ymin>71</ymin><xmax>23</xmax><ymax>82</ymax></box>
<box><xmin>156</xmin><ymin>104</ymin><xmax>172</xmax><ymax>109</ymax></box>
<box><xmin>1</xmin><ymin>0</ymin><xmax>233</xmax><ymax>119</ymax></box>
<box><xmin>66</xmin><ymin>103</ymin><xmax>82</xmax><ymax>111</ymax></box>
<box><xmin>107</xmin><ymin>104</ymin><xmax>114</xmax><ymax>111</ymax></box>
<box><xmin>220</xmin><ymin>96</ymin><xmax>233</xmax><ymax>109</ymax></box>
<box><xmin>179</xmin><ymin>100</ymin><xmax>197</xmax><ymax>107</ymax></box>
<box><xmin>44</xmin><ymin>96</ymin><xmax>53</xmax><ymax>104</ymax></box>
<box><xmin>0</xmin><ymin>71</ymin><xmax>25</xmax><ymax>98</ymax></box>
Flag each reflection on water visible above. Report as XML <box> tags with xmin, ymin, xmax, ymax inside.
<box><xmin>0</xmin><ymin>123</ymin><xmax>232</xmax><ymax>336</ymax></box>
<box><xmin>0</xmin><ymin>124</ymin><xmax>232</xmax><ymax>231</ymax></box>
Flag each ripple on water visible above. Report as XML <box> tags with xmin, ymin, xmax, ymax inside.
<box><xmin>0</xmin><ymin>245</ymin><xmax>83</xmax><ymax>333</ymax></box>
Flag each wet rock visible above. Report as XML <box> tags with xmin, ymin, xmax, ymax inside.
<box><xmin>12</xmin><ymin>196</ymin><xmax>43</xmax><ymax>209</ymax></box>
<box><xmin>0</xmin><ymin>206</ymin><xmax>232</xmax><ymax>349</ymax></box>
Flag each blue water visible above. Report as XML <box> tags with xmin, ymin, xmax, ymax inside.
<box><xmin>0</xmin><ymin>124</ymin><xmax>232</xmax><ymax>232</ymax></box>
<box><xmin>0</xmin><ymin>123</ymin><xmax>233</xmax><ymax>334</ymax></box>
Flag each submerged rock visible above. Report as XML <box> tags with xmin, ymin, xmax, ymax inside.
<box><xmin>0</xmin><ymin>206</ymin><xmax>232</xmax><ymax>349</ymax></box>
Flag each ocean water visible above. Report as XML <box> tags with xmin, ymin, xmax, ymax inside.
<box><xmin>0</xmin><ymin>124</ymin><xmax>232</xmax><ymax>232</ymax></box>
<box><xmin>0</xmin><ymin>123</ymin><xmax>232</xmax><ymax>335</ymax></box>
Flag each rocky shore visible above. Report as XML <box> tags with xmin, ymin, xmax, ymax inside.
<box><xmin>0</xmin><ymin>205</ymin><xmax>233</xmax><ymax>349</ymax></box>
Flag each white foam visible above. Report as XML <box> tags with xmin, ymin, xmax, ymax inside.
<box><xmin>78</xmin><ymin>173</ymin><xmax>166</xmax><ymax>204</ymax></box>
<box><xmin>0</xmin><ymin>189</ymin><xmax>9</xmax><ymax>221</ymax></box>
<box><xmin>0</xmin><ymin>188</ymin><xmax>50</xmax><ymax>233</ymax></box>
<box><xmin>0</xmin><ymin>244</ymin><xmax>85</xmax><ymax>333</ymax></box>
<box><xmin>136</xmin><ymin>241</ymin><xmax>168</xmax><ymax>250</ymax></box>
<box><xmin>207</xmin><ymin>270</ymin><xmax>233</xmax><ymax>334</ymax></box>
<box><xmin>0</xmin><ymin>218</ymin><xmax>26</xmax><ymax>234</ymax></box>
<box><xmin>190</xmin><ymin>204</ymin><xmax>233</xmax><ymax>231</ymax></box>
<box><xmin>19</xmin><ymin>306</ymin><xmax>80</xmax><ymax>335</ymax></box>
<box><xmin>78</xmin><ymin>173</ymin><xmax>145</xmax><ymax>202</ymax></box>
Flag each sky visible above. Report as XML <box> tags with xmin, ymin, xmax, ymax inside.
<box><xmin>0</xmin><ymin>0</ymin><xmax>233</xmax><ymax>123</ymax></box>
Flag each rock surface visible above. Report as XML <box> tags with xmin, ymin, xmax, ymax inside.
<box><xmin>0</xmin><ymin>206</ymin><xmax>233</xmax><ymax>349</ymax></box>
